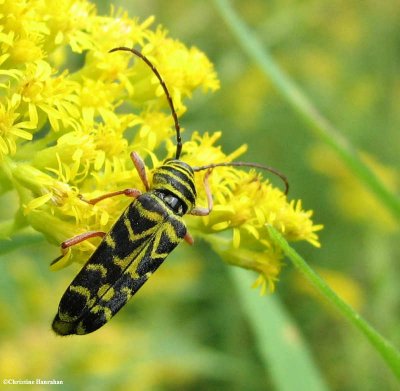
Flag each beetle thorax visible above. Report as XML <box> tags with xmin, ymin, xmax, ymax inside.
<box><xmin>151</xmin><ymin>159</ymin><xmax>196</xmax><ymax>215</ymax></box>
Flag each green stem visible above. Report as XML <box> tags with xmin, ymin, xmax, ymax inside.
<box><xmin>267</xmin><ymin>225</ymin><xmax>400</xmax><ymax>380</ymax></box>
<box><xmin>213</xmin><ymin>0</ymin><xmax>400</xmax><ymax>220</ymax></box>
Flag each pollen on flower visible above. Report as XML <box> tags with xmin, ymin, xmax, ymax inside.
<box><xmin>0</xmin><ymin>0</ymin><xmax>321</xmax><ymax>293</ymax></box>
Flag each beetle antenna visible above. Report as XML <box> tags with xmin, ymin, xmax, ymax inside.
<box><xmin>193</xmin><ymin>161</ymin><xmax>289</xmax><ymax>195</ymax></box>
<box><xmin>109</xmin><ymin>47</ymin><xmax>182</xmax><ymax>159</ymax></box>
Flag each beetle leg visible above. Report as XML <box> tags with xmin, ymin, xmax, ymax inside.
<box><xmin>51</xmin><ymin>231</ymin><xmax>106</xmax><ymax>265</ymax></box>
<box><xmin>79</xmin><ymin>188</ymin><xmax>142</xmax><ymax>205</ymax></box>
<box><xmin>78</xmin><ymin>152</ymin><xmax>149</xmax><ymax>205</ymax></box>
<box><xmin>130</xmin><ymin>151</ymin><xmax>150</xmax><ymax>191</ymax></box>
<box><xmin>184</xmin><ymin>231</ymin><xmax>194</xmax><ymax>245</ymax></box>
<box><xmin>190</xmin><ymin>169</ymin><xmax>213</xmax><ymax>216</ymax></box>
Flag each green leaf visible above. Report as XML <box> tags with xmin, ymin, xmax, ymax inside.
<box><xmin>230</xmin><ymin>267</ymin><xmax>329</xmax><ymax>391</ymax></box>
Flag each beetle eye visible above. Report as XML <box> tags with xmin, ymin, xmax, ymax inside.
<box><xmin>164</xmin><ymin>194</ymin><xmax>178</xmax><ymax>208</ymax></box>
<box><xmin>163</xmin><ymin>194</ymin><xmax>185</xmax><ymax>215</ymax></box>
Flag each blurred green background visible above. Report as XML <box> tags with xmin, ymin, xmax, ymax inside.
<box><xmin>1</xmin><ymin>1</ymin><xmax>399</xmax><ymax>390</ymax></box>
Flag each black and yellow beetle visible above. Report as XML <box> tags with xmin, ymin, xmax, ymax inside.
<box><xmin>52</xmin><ymin>47</ymin><xmax>288</xmax><ymax>336</ymax></box>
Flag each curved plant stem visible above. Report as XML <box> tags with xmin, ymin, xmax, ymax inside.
<box><xmin>213</xmin><ymin>0</ymin><xmax>400</xmax><ymax>221</ymax></box>
<box><xmin>267</xmin><ymin>225</ymin><xmax>400</xmax><ymax>380</ymax></box>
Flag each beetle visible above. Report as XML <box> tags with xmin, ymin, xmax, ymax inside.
<box><xmin>52</xmin><ymin>47</ymin><xmax>288</xmax><ymax>335</ymax></box>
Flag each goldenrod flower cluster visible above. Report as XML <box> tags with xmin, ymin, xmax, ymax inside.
<box><xmin>0</xmin><ymin>0</ymin><xmax>321</xmax><ymax>292</ymax></box>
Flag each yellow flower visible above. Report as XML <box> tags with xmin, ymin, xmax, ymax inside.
<box><xmin>177</xmin><ymin>132</ymin><xmax>322</xmax><ymax>291</ymax></box>
<box><xmin>0</xmin><ymin>98</ymin><xmax>35</xmax><ymax>156</ymax></box>
<box><xmin>17</xmin><ymin>60</ymin><xmax>80</xmax><ymax>130</ymax></box>
<box><xmin>0</xmin><ymin>0</ymin><xmax>321</xmax><ymax>292</ymax></box>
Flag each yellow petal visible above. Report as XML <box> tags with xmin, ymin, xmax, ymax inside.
<box><xmin>232</xmin><ymin>228</ymin><xmax>241</xmax><ymax>249</ymax></box>
<box><xmin>24</xmin><ymin>193</ymin><xmax>53</xmax><ymax>213</ymax></box>
<box><xmin>211</xmin><ymin>221</ymin><xmax>230</xmax><ymax>231</ymax></box>
<box><xmin>9</xmin><ymin>126</ymin><xmax>33</xmax><ymax>140</ymax></box>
